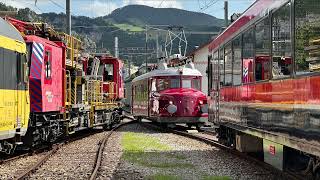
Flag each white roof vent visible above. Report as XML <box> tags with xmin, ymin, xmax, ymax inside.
<box><xmin>158</xmin><ymin>61</ymin><xmax>168</xmax><ymax>70</ymax></box>
<box><xmin>185</xmin><ymin>59</ymin><xmax>195</xmax><ymax>69</ymax></box>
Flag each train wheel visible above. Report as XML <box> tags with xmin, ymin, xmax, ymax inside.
<box><xmin>196</xmin><ymin>124</ymin><xmax>202</xmax><ymax>131</ymax></box>
<box><xmin>136</xmin><ymin>116</ymin><xmax>142</xmax><ymax>122</ymax></box>
<box><xmin>187</xmin><ymin>123</ymin><xmax>193</xmax><ymax>129</ymax></box>
<box><xmin>314</xmin><ymin>170</ymin><xmax>320</xmax><ymax>180</ymax></box>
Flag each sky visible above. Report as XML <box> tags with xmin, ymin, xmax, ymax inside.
<box><xmin>0</xmin><ymin>0</ymin><xmax>255</xmax><ymax>19</ymax></box>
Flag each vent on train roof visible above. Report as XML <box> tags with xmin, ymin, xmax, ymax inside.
<box><xmin>185</xmin><ymin>59</ymin><xmax>195</xmax><ymax>69</ymax></box>
<box><xmin>158</xmin><ymin>61</ymin><xmax>168</xmax><ymax>70</ymax></box>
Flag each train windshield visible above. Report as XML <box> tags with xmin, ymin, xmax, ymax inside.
<box><xmin>157</xmin><ymin>76</ymin><xmax>201</xmax><ymax>91</ymax></box>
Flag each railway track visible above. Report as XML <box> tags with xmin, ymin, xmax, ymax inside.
<box><xmin>1</xmin><ymin>120</ymin><xmax>132</xmax><ymax>180</ymax></box>
<box><xmin>89</xmin><ymin>120</ymin><xmax>134</xmax><ymax>180</ymax></box>
<box><xmin>140</xmin><ymin>121</ymin><xmax>303</xmax><ymax>180</ymax></box>
<box><xmin>0</xmin><ymin>153</ymin><xmax>31</xmax><ymax>165</ymax></box>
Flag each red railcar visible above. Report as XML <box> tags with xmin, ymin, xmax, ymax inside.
<box><xmin>99</xmin><ymin>55</ymin><xmax>124</xmax><ymax>100</ymax></box>
<box><xmin>3</xmin><ymin>17</ymin><xmax>124</xmax><ymax>150</ymax></box>
<box><xmin>132</xmin><ymin>61</ymin><xmax>208</xmax><ymax>128</ymax></box>
<box><xmin>26</xmin><ymin>35</ymin><xmax>65</xmax><ymax>113</ymax></box>
<box><xmin>207</xmin><ymin>0</ymin><xmax>320</xmax><ymax>177</ymax></box>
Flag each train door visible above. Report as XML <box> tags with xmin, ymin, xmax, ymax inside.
<box><xmin>149</xmin><ymin>78</ymin><xmax>159</xmax><ymax>117</ymax></box>
<box><xmin>211</xmin><ymin>51</ymin><xmax>220</xmax><ymax>125</ymax></box>
<box><xmin>16</xmin><ymin>52</ymin><xmax>28</xmax><ymax>140</ymax></box>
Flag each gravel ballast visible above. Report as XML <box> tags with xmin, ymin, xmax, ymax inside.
<box><xmin>112</xmin><ymin>123</ymin><xmax>276</xmax><ymax>180</ymax></box>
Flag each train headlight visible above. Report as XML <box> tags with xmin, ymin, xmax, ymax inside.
<box><xmin>167</xmin><ymin>104</ymin><xmax>177</xmax><ymax>114</ymax></box>
<box><xmin>169</xmin><ymin>101</ymin><xmax>173</xmax><ymax>105</ymax></box>
<box><xmin>200</xmin><ymin>104</ymin><xmax>208</xmax><ymax>113</ymax></box>
<box><xmin>199</xmin><ymin>100</ymin><xmax>203</xmax><ymax>105</ymax></box>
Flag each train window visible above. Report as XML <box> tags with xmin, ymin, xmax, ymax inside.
<box><xmin>211</xmin><ymin>51</ymin><xmax>219</xmax><ymax>90</ymax></box>
<box><xmin>3</xmin><ymin>48</ymin><xmax>17</xmax><ymax>89</ymax></box>
<box><xmin>219</xmin><ymin>48</ymin><xmax>225</xmax><ymax>86</ymax></box>
<box><xmin>242</xmin><ymin>28</ymin><xmax>255</xmax><ymax>83</ymax></box>
<box><xmin>272</xmin><ymin>2</ymin><xmax>292</xmax><ymax>79</ymax></box>
<box><xmin>256</xmin><ymin>18</ymin><xmax>271</xmax><ymax>81</ymax></box>
<box><xmin>157</xmin><ymin>78</ymin><xmax>169</xmax><ymax>91</ymax></box>
<box><xmin>192</xmin><ymin>78</ymin><xmax>201</xmax><ymax>90</ymax></box>
<box><xmin>170</xmin><ymin>78</ymin><xmax>180</xmax><ymax>88</ymax></box>
<box><xmin>104</xmin><ymin>64</ymin><xmax>114</xmax><ymax>81</ymax></box>
<box><xmin>207</xmin><ymin>55</ymin><xmax>213</xmax><ymax>92</ymax></box>
<box><xmin>295</xmin><ymin>0</ymin><xmax>320</xmax><ymax>75</ymax></box>
<box><xmin>17</xmin><ymin>53</ymin><xmax>23</xmax><ymax>85</ymax></box>
<box><xmin>0</xmin><ymin>48</ymin><xmax>3</xmax><ymax>89</ymax></box>
<box><xmin>233</xmin><ymin>36</ymin><xmax>242</xmax><ymax>85</ymax></box>
<box><xmin>224</xmin><ymin>43</ymin><xmax>232</xmax><ymax>86</ymax></box>
<box><xmin>45</xmin><ymin>51</ymin><xmax>51</xmax><ymax>79</ymax></box>
<box><xmin>182</xmin><ymin>79</ymin><xmax>192</xmax><ymax>88</ymax></box>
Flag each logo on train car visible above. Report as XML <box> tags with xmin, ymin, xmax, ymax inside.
<box><xmin>269</xmin><ymin>145</ymin><xmax>276</xmax><ymax>155</ymax></box>
<box><xmin>46</xmin><ymin>91</ymin><xmax>53</xmax><ymax>102</ymax></box>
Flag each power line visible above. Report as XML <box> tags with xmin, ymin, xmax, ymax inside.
<box><xmin>48</xmin><ymin>0</ymin><xmax>65</xmax><ymax>10</ymax></box>
<box><xmin>199</xmin><ymin>0</ymin><xmax>221</xmax><ymax>12</ymax></box>
<box><xmin>157</xmin><ymin>0</ymin><xmax>165</xmax><ymax>8</ymax></box>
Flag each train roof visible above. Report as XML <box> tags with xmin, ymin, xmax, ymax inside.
<box><xmin>132</xmin><ymin>66</ymin><xmax>202</xmax><ymax>83</ymax></box>
<box><xmin>208</xmin><ymin>0</ymin><xmax>288</xmax><ymax>52</ymax></box>
<box><xmin>0</xmin><ymin>17</ymin><xmax>24</xmax><ymax>42</ymax></box>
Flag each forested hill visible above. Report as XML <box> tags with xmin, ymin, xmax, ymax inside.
<box><xmin>0</xmin><ymin>3</ymin><xmax>223</xmax><ymax>65</ymax></box>
<box><xmin>106</xmin><ymin>5</ymin><xmax>224</xmax><ymax>27</ymax></box>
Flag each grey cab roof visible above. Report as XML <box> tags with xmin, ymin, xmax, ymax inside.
<box><xmin>0</xmin><ymin>17</ymin><xmax>24</xmax><ymax>42</ymax></box>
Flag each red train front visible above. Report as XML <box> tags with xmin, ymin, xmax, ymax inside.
<box><xmin>132</xmin><ymin>61</ymin><xmax>208</xmax><ymax>128</ymax></box>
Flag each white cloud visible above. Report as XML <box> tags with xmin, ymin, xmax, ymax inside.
<box><xmin>123</xmin><ymin>0</ymin><xmax>182</xmax><ymax>9</ymax></box>
<box><xmin>79</xmin><ymin>0</ymin><xmax>118</xmax><ymax>17</ymax></box>
<box><xmin>0</xmin><ymin>0</ymin><xmax>27</xmax><ymax>9</ymax></box>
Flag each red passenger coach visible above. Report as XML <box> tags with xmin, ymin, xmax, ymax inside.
<box><xmin>207</xmin><ymin>0</ymin><xmax>320</xmax><ymax>177</ymax></box>
<box><xmin>132</xmin><ymin>61</ymin><xmax>208</xmax><ymax>128</ymax></box>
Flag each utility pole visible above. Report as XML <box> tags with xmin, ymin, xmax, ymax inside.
<box><xmin>224</xmin><ymin>0</ymin><xmax>229</xmax><ymax>28</ymax></box>
<box><xmin>66</xmin><ymin>0</ymin><xmax>71</xmax><ymax>35</ymax></box>
<box><xmin>128</xmin><ymin>55</ymin><xmax>132</xmax><ymax>77</ymax></box>
<box><xmin>145</xmin><ymin>25</ymin><xmax>148</xmax><ymax>73</ymax></box>
<box><xmin>156</xmin><ymin>33</ymin><xmax>159</xmax><ymax>59</ymax></box>
<box><xmin>115</xmin><ymin>37</ymin><xmax>119</xmax><ymax>58</ymax></box>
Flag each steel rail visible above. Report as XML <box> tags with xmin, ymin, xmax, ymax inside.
<box><xmin>0</xmin><ymin>153</ymin><xmax>31</xmax><ymax>165</ymax></box>
<box><xmin>141</xmin><ymin>122</ymin><xmax>302</xmax><ymax>180</ymax></box>
<box><xmin>89</xmin><ymin>120</ymin><xmax>135</xmax><ymax>180</ymax></box>
<box><xmin>12</xmin><ymin>123</ymin><xmax>126</xmax><ymax>180</ymax></box>
<box><xmin>15</xmin><ymin>145</ymin><xmax>60</xmax><ymax>180</ymax></box>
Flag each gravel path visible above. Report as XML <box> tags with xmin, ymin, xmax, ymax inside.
<box><xmin>112</xmin><ymin>123</ymin><xmax>277</xmax><ymax>180</ymax></box>
<box><xmin>0</xmin><ymin>153</ymin><xmax>47</xmax><ymax>180</ymax></box>
<box><xmin>27</xmin><ymin>131</ymin><xmax>110</xmax><ymax>180</ymax></box>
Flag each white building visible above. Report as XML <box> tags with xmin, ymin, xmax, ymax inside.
<box><xmin>190</xmin><ymin>42</ymin><xmax>210</xmax><ymax>95</ymax></box>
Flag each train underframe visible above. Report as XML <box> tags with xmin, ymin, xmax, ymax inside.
<box><xmin>19</xmin><ymin>107</ymin><xmax>123</xmax><ymax>152</ymax></box>
<box><xmin>136</xmin><ymin>115</ymin><xmax>207</xmax><ymax>130</ymax></box>
<box><xmin>217</xmin><ymin>124</ymin><xmax>320</xmax><ymax>179</ymax></box>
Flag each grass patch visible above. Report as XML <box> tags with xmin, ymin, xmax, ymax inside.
<box><xmin>166</xmin><ymin>153</ymin><xmax>187</xmax><ymax>160</ymax></box>
<box><xmin>121</xmin><ymin>132</ymin><xmax>193</xmax><ymax>169</ymax></box>
<box><xmin>202</xmin><ymin>176</ymin><xmax>231</xmax><ymax>180</ymax></box>
<box><xmin>114</xmin><ymin>23</ymin><xmax>144</xmax><ymax>32</ymax></box>
<box><xmin>122</xmin><ymin>132</ymin><xmax>171</xmax><ymax>152</ymax></box>
<box><xmin>145</xmin><ymin>174</ymin><xmax>181</xmax><ymax>180</ymax></box>
<box><xmin>124</xmin><ymin>151</ymin><xmax>193</xmax><ymax>168</ymax></box>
